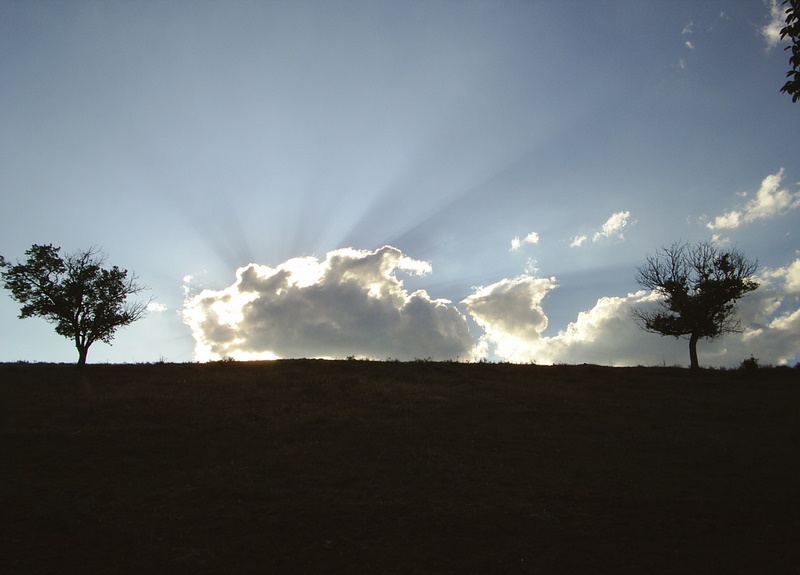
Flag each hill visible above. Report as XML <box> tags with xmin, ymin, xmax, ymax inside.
<box><xmin>2</xmin><ymin>361</ymin><xmax>798</xmax><ymax>574</ymax></box>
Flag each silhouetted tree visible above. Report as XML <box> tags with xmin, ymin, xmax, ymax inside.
<box><xmin>632</xmin><ymin>242</ymin><xmax>759</xmax><ymax>369</ymax></box>
<box><xmin>780</xmin><ymin>0</ymin><xmax>800</xmax><ymax>101</ymax></box>
<box><xmin>0</xmin><ymin>244</ymin><xmax>150</xmax><ymax>365</ymax></box>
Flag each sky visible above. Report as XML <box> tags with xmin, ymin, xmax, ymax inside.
<box><xmin>1</xmin><ymin>0</ymin><xmax>798</xmax><ymax>367</ymax></box>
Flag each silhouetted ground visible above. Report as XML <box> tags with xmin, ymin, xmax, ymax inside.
<box><xmin>1</xmin><ymin>360</ymin><xmax>798</xmax><ymax>574</ymax></box>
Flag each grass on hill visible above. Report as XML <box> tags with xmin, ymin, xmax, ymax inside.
<box><xmin>1</xmin><ymin>360</ymin><xmax>798</xmax><ymax>574</ymax></box>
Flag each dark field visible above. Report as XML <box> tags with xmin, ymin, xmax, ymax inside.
<box><xmin>1</xmin><ymin>361</ymin><xmax>798</xmax><ymax>574</ymax></box>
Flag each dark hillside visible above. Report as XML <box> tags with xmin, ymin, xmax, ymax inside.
<box><xmin>1</xmin><ymin>361</ymin><xmax>798</xmax><ymax>574</ymax></box>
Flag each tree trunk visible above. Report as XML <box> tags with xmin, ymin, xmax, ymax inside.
<box><xmin>688</xmin><ymin>332</ymin><xmax>700</xmax><ymax>370</ymax></box>
<box><xmin>76</xmin><ymin>344</ymin><xmax>89</xmax><ymax>366</ymax></box>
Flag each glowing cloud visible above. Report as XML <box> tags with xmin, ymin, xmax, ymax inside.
<box><xmin>762</xmin><ymin>0</ymin><xmax>787</xmax><ymax>49</ymax></box>
<box><xmin>462</xmin><ymin>261</ymin><xmax>800</xmax><ymax>367</ymax></box>
<box><xmin>510</xmin><ymin>231</ymin><xmax>540</xmax><ymax>251</ymax></box>
<box><xmin>461</xmin><ymin>275</ymin><xmax>557</xmax><ymax>363</ymax></box>
<box><xmin>707</xmin><ymin>169</ymin><xmax>800</xmax><ymax>230</ymax></box>
<box><xmin>182</xmin><ymin>246</ymin><xmax>476</xmax><ymax>362</ymax></box>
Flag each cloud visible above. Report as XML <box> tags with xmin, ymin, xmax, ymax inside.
<box><xmin>761</xmin><ymin>257</ymin><xmax>800</xmax><ymax>294</ymax></box>
<box><xmin>709</xmin><ymin>233</ymin><xmax>732</xmax><ymax>247</ymax></box>
<box><xmin>570</xmin><ymin>235</ymin><xmax>588</xmax><ymax>248</ymax></box>
<box><xmin>762</xmin><ymin>0</ymin><xmax>787</xmax><ymax>49</ymax></box>
<box><xmin>510</xmin><ymin>231</ymin><xmax>539</xmax><ymax>251</ymax></box>
<box><xmin>182</xmin><ymin>244</ymin><xmax>800</xmax><ymax>367</ymax></box>
<box><xmin>685</xmin><ymin>40</ymin><xmax>695</xmax><ymax>50</ymax></box>
<box><xmin>183</xmin><ymin>245</ymin><xmax>476</xmax><ymax>361</ymax></box>
<box><xmin>571</xmin><ymin>211</ymin><xmax>632</xmax><ymax>247</ymax></box>
<box><xmin>461</xmin><ymin>275</ymin><xmax>557</xmax><ymax>363</ymax></box>
<box><xmin>146</xmin><ymin>302</ymin><xmax>168</xmax><ymax>312</ymax></box>
<box><xmin>707</xmin><ymin>169</ymin><xmax>800</xmax><ymax>230</ymax></box>
<box><xmin>593</xmin><ymin>211</ymin><xmax>631</xmax><ymax>241</ymax></box>
<box><xmin>462</xmin><ymin>260</ymin><xmax>800</xmax><ymax>367</ymax></box>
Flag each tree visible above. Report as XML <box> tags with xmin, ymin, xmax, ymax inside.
<box><xmin>0</xmin><ymin>244</ymin><xmax>150</xmax><ymax>365</ymax></box>
<box><xmin>780</xmin><ymin>0</ymin><xmax>800</xmax><ymax>102</ymax></box>
<box><xmin>632</xmin><ymin>242</ymin><xmax>759</xmax><ymax>369</ymax></box>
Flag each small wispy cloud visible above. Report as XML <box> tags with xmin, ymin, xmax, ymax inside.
<box><xmin>762</xmin><ymin>0</ymin><xmax>787</xmax><ymax>49</ymax></box>
<box><xmin>147</xmin><ymin>302</ymin><xmax>168</xmax><ymax>312</ymax></box>
<box><xmin>709</xmin><ymin>233</ymin><xmax>732</xmax><ymax>247</ymax></box>
<box><xmin>524</xmin><ymin>258</ymin><xmax>539</xmax><ymax>274</ymax></box>
<box><xmin>593</xmin><ymin>211</ymin><xmax>632</xmax><ymax>241</ymax></box>
<box><xmin>569</xmin><ymin>211</ymin><xmax>635</xmax><ymax>248</ymax></box>
<box><xmin>570</xmin><ymin>235</ymin><xmax>588</xmax><ymax>248</ymax></box>
<box><xmin>571</xmin><ymin>211</ymin><xmax>632</xmax><ymax>247</ymax></box>
<box><xmin>707</xmin><ymin>169</ymin><xmax>800</xmax><ymax>230</ymax></box>
<box><xmin>510</xmin><ymin>231</ymin><xmax>539</xmax><ymax>251</ymax></box>
<box><xmin>685</xmin><ymin>40</ymin><xmax>695</xmax><ymax>50</ymax></box>
<box><xmin>761</xmin><ymin>0</ymin><xmax>788</xmax><ymax>50</ymax></box>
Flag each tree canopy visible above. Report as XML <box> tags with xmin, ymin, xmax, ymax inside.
<box><xmin>632</xmin><ymin>242</ymin><xmax>759</xmax><ymax>369</ymax></box>
<box><xmin>0</xmin><ymin>244</ymin><xmax>150</xmax><ymax>365</ymax></box>
<box><xmin>780</xmin><ymin>0</ymin><xmax>800</xmax><ymax>102</ymax></box>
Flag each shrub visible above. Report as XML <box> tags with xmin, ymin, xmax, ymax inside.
<box><xmin>739</xmin><ymin>355</ymin><xmax>759</xmax><ymax>371</ymax></box>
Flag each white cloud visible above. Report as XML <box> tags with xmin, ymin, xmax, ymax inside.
<box><xmin>708</xmin><ymin>169</ymin><xmax>800</xmax><ymax>230</ymax></box>
<box><xmin>570</xmin><ymin>211</ymin><xmax>632</xmax><ymax>247</ymax></box>
<box><xmin>462</xmin><ymin>258</ymin><xmax>800</xmax><ymax>367</ymax></box>
<box><xmin>682</xmin><ymin>21</ymin><xmax>693</xmax><ymax>35</ymax></box>
<box><xmin>510</xmin><ymin>231</ymin><xmax>539</xmax><ymax>251</ymax></box>
<box><xmin>760</xmin><ymin>258</ymin><xmax>800</xmax><ymax>294</ymax></box>
<box><xmin>462</xmin><ymin>280</ymin><xmax>681</xmax><ymax>365</ymax></box>
<box><xmin>181</xmin><ymin>244</ymin><xmax>800</xmax><ymax>367</ymax></box>
<box><xmin>762</xmin><ymin>0</ymin><xmax>787</xmax><ymax>49</ymax></box>
<box><xmin>183</xmin><ymin>245</ymin><xmax>476</xmax><ymax>362</ymax></box>
<box><xmin>146</xmin><ymin>302</ymin><xmax>168</xmax><ymax>312</ymax></box>
<box><xmin>593</xmin><ymin>210</ymin><xmax>631</xmax><ymax>241</ymax></box>
<box><xmin>685</xmin><ymin>40</ymin><xmax>695</xmax><ymax>50</ymax></box>
<box><xmin>709</xmin><ymin>233</ymin><xmax>732</xmax><ymax>247</ymax></box>
<box><xmin>570</xmin><ymin>235</ymin><xmax>588</xmax><ymax>248</ymax></box>
<box><xmin>461</xmin><ymin>275</ymin><xmax>557</xmax><ymax>363</ymax></box>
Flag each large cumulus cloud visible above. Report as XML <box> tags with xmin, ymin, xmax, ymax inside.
<box><xmin>183</xmin><ymin>246</ymin><xmax>476</xmax><ymax>361</ymax></box>
<box><xmin>463</xmin><ymin>259</ymin><xmax>800</xmax><ymax>367</ymax></box>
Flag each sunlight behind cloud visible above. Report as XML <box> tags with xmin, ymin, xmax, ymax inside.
<box><xmin>461</xmin><ymin>265</ymin><xmax>800</xmax><ymax>367</ymax></box>
<box><xmin>461</xmin><ymin>275</ymin><xmax>557</xmax><ymax>363</ymax></box>
<box><xmin>183</xmin><ymin>246</ymin><xmax>475</xmax><ymax>362</ymax></box>
<box><xmin>762</xmin><ymin>0</ymin><xmax>787</xmax><ymax>49</ymax></box>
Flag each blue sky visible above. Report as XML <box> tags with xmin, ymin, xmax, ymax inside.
<box><xmin>1</xmin><ymin>0</ymin><xmax>798</xmax><ymax>366</ymax></box>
